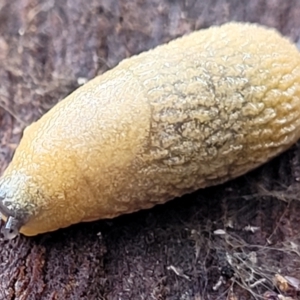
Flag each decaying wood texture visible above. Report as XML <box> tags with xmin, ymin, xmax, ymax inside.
<box><xmin>1</xmin><ymin>1</ymin><xmax>300</xmax><ymax>299</ymax></box>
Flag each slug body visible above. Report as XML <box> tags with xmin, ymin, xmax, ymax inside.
<box><xmin>1</xmin><ymin>22</ymin><xmax>300</xmax><ymax>237</ymax></box>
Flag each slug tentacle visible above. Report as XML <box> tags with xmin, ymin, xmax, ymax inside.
<box><xmin>1</xmin><ymin>216</ymin><xmax>22</xmax><ymax>240</ymax></box>
<box><xmin>1</xmin><ymin>22</ymin><xmax>300</xmax><ymax>236</ymax></box>
<box><xmin>0</xmin><ymin>198</ymin><xmax>23</xmax><ymax>239</ymax></box>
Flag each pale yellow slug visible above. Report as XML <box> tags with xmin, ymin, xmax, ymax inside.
<box><xmin>1</xmin><ymin>22</ymin><xmax>300</xmax><ymax>237</ymax></box>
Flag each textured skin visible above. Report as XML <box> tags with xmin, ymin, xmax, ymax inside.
<box><xmin>1</xmin><ymin>22</ymin><xmax>300</xmax><ymax>236</ymax></box>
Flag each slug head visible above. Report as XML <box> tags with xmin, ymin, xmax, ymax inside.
<box><xmin>0</xmin><ymin>172</ymin><xmax>38</xmax><ymax>239</ymax></box>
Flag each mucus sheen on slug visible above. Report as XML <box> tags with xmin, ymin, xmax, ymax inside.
<box><xmin>0</xmin><ymin>22</ymin><xmax>300</xmax><ymax>237</ymax></box>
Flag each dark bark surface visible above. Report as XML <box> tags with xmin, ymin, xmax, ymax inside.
<box><xmin>1</xmin><ymin>1</ymin><xmax>300</xmax><ymax>299</ymax></box>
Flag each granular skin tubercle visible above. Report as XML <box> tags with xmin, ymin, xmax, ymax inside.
<box><xmin>1</xmin><ymin>22</ymin><xmax>300</xmax><ymax>236</ymax></box>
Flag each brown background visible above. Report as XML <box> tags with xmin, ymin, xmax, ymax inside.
<box><xmin>1</xmin><ymin>0</ymin><xmax>300</xmax><ymax>299</ymax></box>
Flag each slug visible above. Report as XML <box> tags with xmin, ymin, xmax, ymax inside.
<box><xmin>1</xmin><ymin>22</ymin><xmax>300</xmax><ymax>238</ymax></box>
